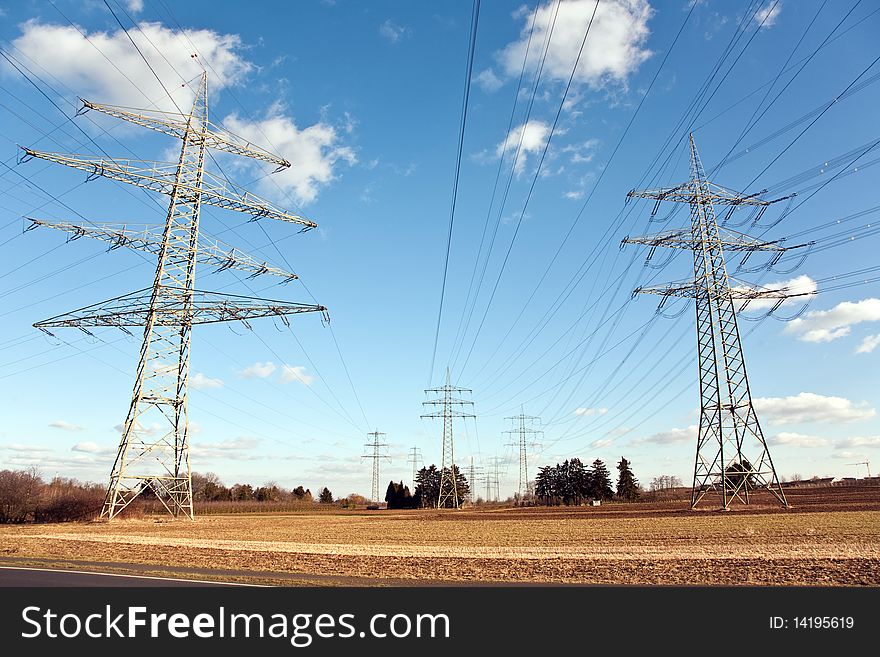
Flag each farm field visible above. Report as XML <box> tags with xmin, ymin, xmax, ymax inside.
<box><xmin>1</xmin><ymin>486</ymin><xmax>878</xmax><ymax>586</ymax></box>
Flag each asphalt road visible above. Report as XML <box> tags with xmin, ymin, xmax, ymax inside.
<box><xmin>0</xmin><ymin>566</ymin><xmax>260</xmax><ymax>587</ymax></box>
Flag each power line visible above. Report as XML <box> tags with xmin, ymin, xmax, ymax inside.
<box><xmin>427</xmin><ymin>0</ymin><xmax>481</xmax><ymax>386</ymax></box>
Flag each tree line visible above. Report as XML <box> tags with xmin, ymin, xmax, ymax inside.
<box><xmin>385</xmin><ymin>464</ymin><xmax>471</xmax><ymax>509</ymax></box>
<box><xmin>534</xmin><ymin>457</ymin><xmax>640</xmax><ymax>505</ymax></box>
<box><xmin>0</xmin><ymin>468</ymin><xmax>342</xmax><ymax>523</ymax></box>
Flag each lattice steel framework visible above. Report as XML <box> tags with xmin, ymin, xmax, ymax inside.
<box><xmin>22</xmin><ymin>74</ymin><xmax>327</xmax><ymax>520</ymax></box>
<box><xmin>465</xmin><ymin>457</ymin><xmax>483</xmax><ymax>504</ymax></box>
<box><xmin>623</xmin><ymin>134</ymin><xmax>810</xmax><ymax>510</ymax></box>
<box><xmin>362</xmin><ymin>430</ymin><xmax>389</xmax><ymax>504</ymax></box>
<box><xmin>407</xmin><ymin>446</ymin><xmax>423</xmax><ymax>488</ymax></box>
<box><xmin>421</xmin><ymin>368</ymin><xmax>475</xmax><ymax>509</ymax></box>
<box><xmin>503</xmin><ymin>411</ymin><xmax>542</xmax><ymax>499</ymax></box>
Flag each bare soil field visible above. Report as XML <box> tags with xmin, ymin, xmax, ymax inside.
<box><xmin>1</xmin><ymin>486</ymin><xmax>878</xmax><ymax>586</ymax></box>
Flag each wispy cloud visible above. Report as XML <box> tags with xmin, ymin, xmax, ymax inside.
<box><xmin>239</xmin><ymin>361</ymin><xmax>277</xmax><ymax>379</ymax></box>
<box><xmin>785</xmin><ymin>298</ymin><xmax>880</xmax><ymax>343</ymax></box>
<box><xmin>755</xmin><ymin>2</ymin><xmax>782</xmax><ymax>28</ymax></box>
<box><xmin>574</xmin><ymin>407</ymin><xmax>608</xmax><ymax>417</ymax></box>
<box><xmin>754</xmin><ymin>392</ymin><xmax>875</xmax><ymax>425</ymax></box>
<box><xmin>280</xmin><ymin>365</ymin><xmax>314</xmax><ymax>386</ymax></box>
<box><xmin>49</xmin><ymin>420</ymin><xmax>85</xmax><ymax>432</ymax></box>
<box><xmin>379</xmin><ymin>19</ymin><xmax>410</xmax><ymax>43</ymax></box>
<box><xmin>191</xmin><ymin>373</ymin><xmax>224</xmax><ymax>390</ymax></box>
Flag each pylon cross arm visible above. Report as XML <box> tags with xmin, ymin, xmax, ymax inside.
<box><xmin>627</xmin><ymin>182</ymin><xmax>775</xmax><ymax>207</ymax></box>
<box><xmin>80</xmin><ymin>99</ymin><xmax>290</xmax><ymax>168</ymax></box>
<box><xmin>33</xmin><ymin>288</ymin><xmax>326</xmax><ymax>329</ymax></box>
<box><xmin>634</xmin><ymin>280</ymin><xmax>811</xmax><ymax>301</ymax></box>
<box><xmin>20</xmin><ymin>148</ymin><xmax>316</xmax><ymax>229</ymax></box>
<box><xmin>27</xmin><ymin>218</ymin><xmax>298</xmax><ymax>281</ymax></box>
<box><xmin>622</xmin><ymin>227</ymin><xmax>792</xmax><ymax>252</ymax></box>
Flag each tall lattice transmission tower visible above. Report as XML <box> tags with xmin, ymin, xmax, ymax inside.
<box><xmin>486</xmin><ymin>456</ymin><xmax>504</xmax><ymax>502</ymax></box>
<box><xmin>407</xmin><ymin>446</ymin><xmax>423</xmax><ymax>487</ymax></box>
<box><xmin>465</xmin><ymin>457</ymin><xmax>483</xmax><ymax>504</ymax></box>
<box><xmin>421</xmin><ymin>368</ymin><xmax>475</xmax><ymax>508</ymax></box>
<box><xmin>21</xmin><ymin>74</ymin><xmax>327</xmax><ymax>519</ymax></box>
<box><xmin>362</xmin><ymin>430</ymin><xmax>390</xmax><ymax>504</ymax></box>
<box><xmin>623</xmin><ymin>134</ymin><xmax>811</xmax><ymax>510</ymax></box>
<box><xmin>503</xmin><ymin>411</ymin><xmax>542</xmax><ymax>499</ymax></box>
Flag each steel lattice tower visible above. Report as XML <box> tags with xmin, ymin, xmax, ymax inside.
<box><xmin>22</xmin><ymin>74</ymin><xmax>327</xmax><ymax>519</ymax></box>
<box><xmin>486</xmin><ymin>456</ymin><xmax>504</xmax><ymax>502</ymax></box>
<box><xmin>503</xmin><ymin>411</ymin><xmax>542</xmax><ymax>499</ymax></box>
<box><xmin>465</xmin><ymin>457</ymin><xmax>483</xmax><ymax>504</ymax></box>
<box><xmin>362</xmin><ymin>431</ymin><xmax>389</xmax><ymax>504</ymax></box>
<box><xmin>623</xmin><ymin>134</ymin><xmax>811</xmax><ymax>510</ymax></box>
<box><xmin>407</xmin><ymin>446</ymin><xmax>423</xmax><ymax>487</ymax></box>
<box><xmin>421</xmin><ymin>368</ymin><xmax>475</xmax><ymax>508</ymax></box>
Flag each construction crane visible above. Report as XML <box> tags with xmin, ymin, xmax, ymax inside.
<box><xmin>847</xmin><ymin>461</ymin><xmax>871</xmax><ymax>478</ymax></box>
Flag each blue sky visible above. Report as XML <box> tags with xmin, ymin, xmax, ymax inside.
<box><xmin>1</xmin><ymin>0</ymin><xmax>878</xmax><ymax>498</ymax></box>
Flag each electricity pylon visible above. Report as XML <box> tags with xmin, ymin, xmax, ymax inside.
<box><xmin>362</xmin><ymin>430</ymin><xmax>390</xmax><ymax>504</ymax></box>
<box><xmin>421</xmin><ymin>368</ymin><xmax>475</xmax><ymax>508</ymax></box>
<box><xmin>503</xmin><ymin>411</ymin><xmax>542</xmax><ymax>499</ymax></box>
<box><xmin>623</xmin><ymin>134</ymin><xmax>811</xmax><ymax>510</ymax></box>
<box><xmin>486</xmin><ymin>456</ymin><xmax>504</xmax><ymax>502</ymax></box>
<box><xmin>22</xmin><ymin>74</ymin><xmax>327</xmax><ymax>520</ymax></box>
<box><xmin>465</xmin><ymin>457</ymin><xmax>484</xmax><ymax>504</ymax></box>
<box><xmin>407</xmin><ymin>446</ymin><xmax>423</xmax><ymax>487</ymax></box>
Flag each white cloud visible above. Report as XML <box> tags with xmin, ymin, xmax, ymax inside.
<box><xmin>474</xmin><ymin>68</ymin><xmax>504</xmax><ymax>92</ymax></box>
<box><xmin>224</xmin><ymin>109</ymin><xmax>356</xmax><ymax>205</ymax></box>
<box><xmin>191</xmin><ymin>372</ymin><xmax>224</xmax><ymax>390</ymax></box>
<box><xmin>737</xmin><ymin>275</ymin><xmax>816</xmax><ymax>312</ymax></box>
<box><xmin>10</xmin><ymin>21</ymin><xmax>252</xmax><ymax>113</ymax></box>
<box><xmin>835</xmin><ymin>436</ymin><xmax>880</xmax><ymax>449</ymax></box>
<box><xmin>379</xmin><ymin>19</ymin><xmax>410</xmax><ymax>43</ymax></box>
<box><xmin>564</xmin><ymin>190</ymin><xmax>584</xmax><ymax>200</ymax></box>
<box><xmin>71</xmin><ymin>442</ymin><xmax>116</xmax><ymax>455</ymax></box>
<box><xmin>785</xmin><ymin>298</ymin><xmax>880</xmax><ymax>343</ymax></box>
<box><xmin>192</xmin><ymin>436</ymin><xmax>262</xmax><ymax>460</ymax></box>
<box><xmin>632</xmin><ymin>425</ymin><xmax>697</xmax><ymax>445</ymax></box>
<box><xmin>755</xmin><ymin>2</ymin><xmax>782</xmax><ymax>28</ymax></box>
<box><xmin>9</xmin><ymin>21</ymin><xmax>354</xmax><ymax>206</ymax></box>
<box><xmin>49</xmin><ymin>420</ymin><xmax>85</xmax><ymax>432</ymax></box>
<box><xmin>754</xmin><ymin>392</ymin><xmax>875</xmax><ymax>425</ymax></box>
<box><xmin>498</xmin><ymin>0</ymin><xmax>653</xmax><ymax>90</ymax></box>
<box><xmin>574</xmin><ymin>407</ymin><xmax>608</xmax><ymax>417</ymax></box>
<box><xmin>591</xmin><ymin>438</ymin><xmax>613</xmax><ymax>448</ymax></box>
<box><xmin>125</xmin><ymin>0</ymin><xmax>145</xmax><ymax>12</ymax></box>
<box><xmin>562</xmin><ymin>138</ymin><xmax>600</xmax><ymax>164</ymax></box>
<box><xmin>113</xmin><ymin>420</ymin><xmax>162</xmax><ymax>436</ymax></box>
<box><xmin>856</xmin><ymin>334</ymin><xmax>880</xmax><ymax>354</ymax></box>
<box><xmin>768</xmin><ymin>432</ymin><xmax>829</xmax><ymax>448</ymax></box>
<box><xmin>497</xmin><ymin>120</ymin><xmax>551</xmax><ymax>174</ymax></box>
<box><xmin>2</xmin><ymin>444</ymin><xmax>51</xmax><ymax>453</ymax></box>
<box><xmin>831</xmin><ymin>450</ymin><xmax>862</xmax><ymax>460</ymax></box>
<box><xmin>238</xmin><ymin>361</ymin><xmax>277</xmax><ymax>379</ymax></box>
<box><xmin>279</xmin><ymin>365</ymin><xmax>315</xmax><ymax>386</ymax></box>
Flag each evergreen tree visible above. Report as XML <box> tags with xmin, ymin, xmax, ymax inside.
<box><xmin>438</xmin><ymin>465</ymin><xmax>469</xmax><ymax>508</ymax></box>
<box><xmin>414</xmin><ymin>465</ymin><xmax>440</xmax><ymax>508</ymax></box>
<box><xmin>615</xmin><ymin>457</ymin><xmax>640</xmax><ymax>500</ymax></box>
<box><xmin>318</xmin><ymin>487</ymin><xmax>334</xmax><ymax>504</ymax></box>
<box><xmin>590</xmin><ymin>459</ymin><xmax>614</xmax><ymax>500</ymax></box>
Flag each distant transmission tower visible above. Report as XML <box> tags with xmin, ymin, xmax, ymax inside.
<box><xmin>486</xmin><ymin>456</ymin><xmax>504</xmax><ymax>502</ymax></box>
<box><xmin>362</xmin><ymin>430</ymin><xmax>390</xmax><ymax>504</ymax></box>
<box><xmin>465</xmin><ymin>457</ymin><xmax>483</xmax><ymax>504</ymax></box>
<box><xmin>421</xmin><ymin>368</ymin><xmax>475</xmax><ymax>508</ymax></box>
<box><xmin>407</xmin><ymin>446</ymin><xmax>423</xmax><ymax>487</ymax></box>
<box><xmin>623</xmin><ymin>134</ymin><xmax>811</xmax><ymax>510</ymax></box>
<box><xmin>21</xmin><ymin>74</ymin><xmax>327</xmax><ymax>519</ymax></box>
<box><xmin>503</xmin><ymin>411</ymin><xmax>542</xmax><ymax>499</ymax></box>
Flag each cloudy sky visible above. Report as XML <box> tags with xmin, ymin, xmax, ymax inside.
<box><xmin>0</xmin><ymin>0</ymin><xmax>878</xmax><ymax>497</ymax></box>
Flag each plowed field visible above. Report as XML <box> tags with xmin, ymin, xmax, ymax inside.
<box><xmin>1</xmin><ymin>486</ymin><xmax>878</xmax><ymax>585</ymax></box>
